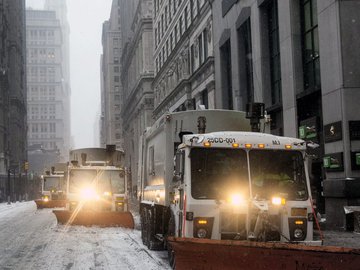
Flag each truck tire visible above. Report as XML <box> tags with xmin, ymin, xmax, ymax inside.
<box><xmin>167</xmin><ymin>212</ymin><xmax>176</xmax><ymax>268</ymax></box>
<box><xmin>141</xmin><ymin>207</ymin><xmax>148</xmax><ymax>246</ymax></box>
<box><xmin>168</xmin><ymin>247</ymin><xmax>176</xmax><ymax>269</ymax></box>
<box><xmin>146</xmin><ymin>208</ymin><xmax>157</xmax><ymax>250</ymax></box>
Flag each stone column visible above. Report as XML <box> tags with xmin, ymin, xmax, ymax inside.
<box><xmin>277</xmin><ymin>0</ymin><xmax>303</xmax><ymax>138</ymax></box>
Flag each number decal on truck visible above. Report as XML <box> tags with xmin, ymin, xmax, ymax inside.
<box><xmin>207</xmin><ymin>138</ymin><xmax>236</xmax><ymax>144</ymax></box>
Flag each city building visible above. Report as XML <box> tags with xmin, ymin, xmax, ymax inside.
<box><xmin>120</xmin><ymin>0</ymin><xmax>154</xmax><ymax>195</ymax></box>
<box><xmin>152</xmin><ymin>0</ymin><xmax>214</xmax><ymax>120</ymax></box>
<box><xmin>100</xmin><ymin>0</ymin><xmax>124</xmax><ymax>150</ymax></box>
<box><xmin>26</xmin><ymin>1</ymin><xmax>71</xmax><ymax>174</ymax></box>
<box><xmin>212</xmin><ymin>0</ymin><xmax>360</xmax><ymax>229</ymax></box>
<box><xmin>0</xmin><ymin>0</ymin><xmax>27</xmax><ymax>201</ymax></box>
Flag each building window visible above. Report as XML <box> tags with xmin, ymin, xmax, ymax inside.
<box><xmin>155</xmin><ymin>28</ymin><xmax>158</xmax><ymax>47</ymax></box>
<box><xmin>166</xmin><ymin>40</ymin><xmax>169</xmax><ymax>57</ymax></box>
<box><xmin>198</xmin><ymin>34</ymin><xmax>203</xmax><ymax>64</ymax></box>
<box><xmin>300</xmin><ymin>0</ymin><xmax>320</xmax><ymax>91</ymax></box>
<box><xmin>191</xmin><ymin>44</ymin><xmax>195</xmax><ymax>73</ymax></box>
<box><xmin>169</xmin><ymin>0</ymin><xmax>172</xmax><ymax>21</ymax></box>
<box><xmin>267</xmin><ymin>0</ymin><xmax>281</xmax><ymax>105</ymax></box>
<box><xmin>170</xmin><ymin>33</ymin><xmax>174</xmax><ymax>50</ymax></box>
<box><xmin>184</xmin><ymin>7</ymin><xmax>188</xmax><ymax>29</ymax></box>
<box><xmin>174</xmin><ymin>25</ymin><xmax>178</xmax><ymax>43</ymax></box>
<box><xmin>114</xmin><ymin>76</ymin><xmax>120</xmax><ymax>82</ymax></box>
<box><xmin>201</xmin><ymin>89</ymin><xmax>209</xmax><ymax>109</ymax></box>
<box><xmin>114</xmin><ymin>66</ymin><xmax>119</xmax><ymax>73</ymax></box>
<box><xmin>165</xmin><ymin>7</ymin><xmax>168</xmax><ymax>26</ymax></box>
<box><xmin>203</xmin><ymin>29</ymin><xmax>208</xmax><ymax>60</ymax></box>
<box><xmin>238</xmin><ymin>18</ymin><xmax>254</xmax><ymax>108</ymax></box>
<box><xmin>179</xmin><ymin>16</ymin><xmax>183</xmax><ymax>35</ymax></box>
<box><xmin>161</xmin><ymin>14</ymin><xmax>164</xmax><ymax>36</ymax></box>
<box><xmin>157</xmin><ymin>22</ymin><xmax>161</xmax><ymax>43</ymax></box>
<box><xmin>114</xmin><ymin>57</ymin><xmax>119</xmax><ymax>63</ymax></box>
<box><xmin>220</xmin><ymin>40</ymin><xmax>233</xmax><ymax>110</ymax></box>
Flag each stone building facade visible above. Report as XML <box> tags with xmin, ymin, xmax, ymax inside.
<box><xmin>0</xmin><ymin>0</ymin><xmax>27</xmax><ymax>201</ymax></box>
<box><xmin>212</xmin><ymin>0</ymin><xmax>360</xmax><ymax>229</ymax></box>
<box><xmin>100</xmin><ymin>0</ymin><xmax>124</xmax><ymax>150</ymax></box>
<box><xmin>152</xmin><ymin>0</ymin><xmax>215</xmax><ymax>119</ymax></box>
<box><xmin>120</xmin><ymin>0</ymin><xmax>154</xmax><ymax>195</ymax></box>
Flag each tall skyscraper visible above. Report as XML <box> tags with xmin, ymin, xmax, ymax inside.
<box><xmin>100</xmin><ymin>0</ymin><xmax>124</xmax><ymax>150</ymax></box>
<box><xmin>26</xmin><ymin>1</ymin><xmax>71</xmax><ymax>173</ymax></box>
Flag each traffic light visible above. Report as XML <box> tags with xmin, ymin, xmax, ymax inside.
<box><xmin>24</xmin><ymin>161</ymin><xmax>29</xmax><ymax>171</ymax></box>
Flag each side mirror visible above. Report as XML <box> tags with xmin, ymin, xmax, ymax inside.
<box><xmin>174</xmin><ymin>150</ymin><xmax>185</xmax><ymax>182</ymax></box>
<box><xmin>306</xmin><ymin>141</ymin><xmax>319</xmax><ymax>149</ymax></box>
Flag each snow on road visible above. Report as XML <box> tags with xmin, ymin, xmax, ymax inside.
<box><xmin>0</xmin><ymin>202</ymin><xmax>170</xmax><ymax>270</ymax></box>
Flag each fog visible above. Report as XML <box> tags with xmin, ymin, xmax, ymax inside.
<box><xmin>26</xmin><ymin>0</ymin><xmax>113</xmax><ymax>148</ymax></box>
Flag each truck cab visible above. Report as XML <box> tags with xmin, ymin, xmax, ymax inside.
<box><xmin>170</xmin><ymin>132</ymin><xmax>321</xmax><ymax>245</ymax></box>
<box><xmin>66</xmin><ymin>161</ymin><xmax>128</xmax><ymax>212</ymax></box>
<box><xmin>41</xmin><ymin>172</ymin><xmax>65</xmax><ymax>202</ymax></box>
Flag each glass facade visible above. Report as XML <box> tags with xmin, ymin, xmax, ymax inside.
<box><xmin>301</xmin><ymin>0</ymin><xmax>321</xmax><ymax>91</ymax></box>
<box><xmin>267</xmin><ymin>0</ymin><xmax>281</xmax><ymax>105</ymax></box>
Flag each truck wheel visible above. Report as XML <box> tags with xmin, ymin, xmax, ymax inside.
<box><xmin>168</xmin><ymin>246</ymin><xmax>176</xmax><ymax>269</ymax></box>
<box><xmin>167</xmin><ymin>212</ymin><xmax>176</xmax><ymax>268</ymax></box>
<box><xmin>146</xmin><ymin>208</ymin><xmax>156</xmax><ymax>249</ymax></box>
<box><xmin>141</xmin><ymin>208</ymin><xmax>148</xmax><ymax>246</ymax></box>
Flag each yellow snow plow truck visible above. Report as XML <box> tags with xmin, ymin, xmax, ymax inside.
<box><xmin>53</xmin><ymin>145</ymin><xmax>134</xmax><ymax>228</ymax></box>
<box><xmin>35</xmin><ymin>163</ymin><xmax>67</xmax><ymax>209</ymax></box>
<box><xmin>138</xmin><ymin>108</ymin><xmax>360</xmax><ymax>269</ymax></box>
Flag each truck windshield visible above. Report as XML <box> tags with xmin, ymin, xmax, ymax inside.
<box><xmin>249</xmin><ymin>150</ymin><xmax>308</xmax><ymax>201</ymax></box>
<box><xmin>69</xmin><ymin>169</ymin><xmax>125</xmax><ymax>194</ymax></box>
<box><xmin>98</xmin><ymin>170</ymin><xmax>125</xmax><ymax>194</ymax></box>
<box><xmin>43</xmin><ymin>177</ymin><xmax>61</xmax><ymax>191</ymax></box>
<box><xmin>191</xmin><ymin>148</ymin><xmax>249</xmax><ymax>200</ymax></box>
<box><xmin>69</xmin><ymin>169</ymin><xmax>97</xmax><ymax>193</ymax></box>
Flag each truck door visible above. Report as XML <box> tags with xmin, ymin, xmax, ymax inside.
<box><xmin>174</xmin><ymin>150</ymin><xmax>185</xmax><ymax>236</ymax></box>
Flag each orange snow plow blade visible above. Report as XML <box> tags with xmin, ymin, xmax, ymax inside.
<box><xmin>35</xmin><ymin>199</ymin><xmax>66</xmax><ymax>209</ymax></box>
<box><xmin>53</xmin><ymin>210</ymin><xmax>134</xmax><ymax>228</ymax></box>
<box><xmin>168</xmin><ymin>237</ymin><xmax>360</xmax><ymax>270</ymax></box>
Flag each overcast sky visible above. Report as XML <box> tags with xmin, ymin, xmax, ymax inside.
<box><xmin>26</xmin><ymin>0</ymin><xmax>113</xmax><ymax>149</ymax></box>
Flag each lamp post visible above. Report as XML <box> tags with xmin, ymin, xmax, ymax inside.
<box><xmin>7</xmin><ymin>169</ymin><xmax>10</xmax><ymax>204</ymax></box>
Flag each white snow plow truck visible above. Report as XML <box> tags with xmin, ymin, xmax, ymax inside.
<box><xmin>137</xmin><ymin>109</ymin><xmax>360</xmax><ymax>269</ymax></box>
<box><xmin>53</xmin><ymin>145</ymin><xmax>134</xmax><ymax>228</ymax></box>
<box><xmin>35</xmin><ymin>163</ymin><xmax>67</xmax><ymax>209</ymax></box>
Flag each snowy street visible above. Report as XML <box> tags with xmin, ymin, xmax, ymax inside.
<box><xmin>0</xmin><ymin>202</ymin><xmax>170</xmax><ymax>270</ymax></box>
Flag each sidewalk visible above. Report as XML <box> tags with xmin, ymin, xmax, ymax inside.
<box><xmin>321</xmin><ymin>230</ymin><xmax>360</xmax><ymax>249</ymax></box>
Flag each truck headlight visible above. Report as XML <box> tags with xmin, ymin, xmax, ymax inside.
<box><xmin>294</xmin><ymin>228</ymin><xmax>304</xmax><ymax>239</ymax></box>
<box><xmin>193</xmin><ymin>217</ymin><xmax>214</xmax><ymax>239</ymax></box>
<box><xmin>228</xmin><ymin>193</ymin><xmax>245</xmax><ymax>206</ymax></box>
<box><xmin>272</xmin><ymin>197</ymin><xmax>286</xmax><ymax>205</ymax></box>
<box><xmin>103</xmin><ymin>191</ymin><xmax>112</xmax><ymax>196</ymax></box>
<box><xmin>80</xmin><ymin>187</ymin><xmax>99</xmax><ymax>201</ymax></box>
<box><xmin>43</xmin><ymin>196</ymin><xmax>49</xmax><ymax>202</ymax></box>
<box><xmin>196</xmin><ymin>228</ymin><xmax>207</xmax><ymax>238</ymax></box>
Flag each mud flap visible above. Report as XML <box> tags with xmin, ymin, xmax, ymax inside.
<box><xmin>35</xmin><ymin>200</ymin><xmax>66</xmax><ymax>209</ymax></box>
<box><xmin>167</xmin><ymin>237</ymin><xmax>360</xmax><ymax>270</ymax></box>
<box><xmin>53</xmin><ymin>210</ymin><xmax>134</xmax><ymax>229</ymax></box>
